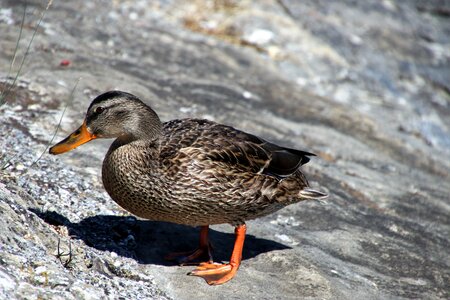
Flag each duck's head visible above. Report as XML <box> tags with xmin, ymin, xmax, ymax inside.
<box><xmin>49</xmin><ymin>90</ymin><xmax>162</xmax><ymax>155</ymax></box>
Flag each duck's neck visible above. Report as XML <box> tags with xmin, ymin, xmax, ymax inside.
<box><xmin>107</xmin><ymin>104</ymin><xmax>163</xmax><ymax>154</ymax></box>
<box><xmin>129</xmin><ymin>105</ymin><xmax>163</xmax><ymax>141</ymax></box>
<box><xmin>109</xmin><ymin>132</ymin><xmax>161</xmax><ymax>153</ymax></box>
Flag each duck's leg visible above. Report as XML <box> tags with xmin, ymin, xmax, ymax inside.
<box><xmin>188</xmin><ymin>224</ymin><xmax>246</xmax><ymax>285</ymax></box>
<box><xmin>165</xmin><ymin>226</ymin><xmax>213</xmax><ymax>265</ymax></box>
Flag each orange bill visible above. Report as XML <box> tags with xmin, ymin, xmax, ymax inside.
<box><xmin>49</xmin><ymin>121</ymin><xmax>97</xmax><ymax>155</ymax></box>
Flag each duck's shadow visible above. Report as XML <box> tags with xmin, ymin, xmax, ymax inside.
<box><xmin>31</xmin><ymin>209</ymin><xmax>290</xmax><ymax>265</ymax></box>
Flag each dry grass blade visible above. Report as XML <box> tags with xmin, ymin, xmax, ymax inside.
<box><xmin>0</xmin><ymin>6</ymin><xmax>26</xmax><ymax>107</ymax></box>
<box><xmin>1</xmin><ymin>153</ymin><xmax>20</xmax><ymax>170</ymax></box>
<box><xmin>1</xmin><ymin>0</ymin><xmax>53</xmax><ymax>106</ymax></box>
<box><xmin>1</xmin><ymin>1</ymin><xmax>54</xmax><ymax>170</ymax></box>
<box><xmin>28</xmin><ymin>77</ymin><xmax>81</xmax><ymax>170</ymax></box>
<box><xmin>6</xmin><ymin>7</ymin><xmax>26</xmax><ymax>83</ymax></box>
<box><xmin>1</xmin><ymin>76</ymin><xmax>79</xmax><ymax>171</ymax></box>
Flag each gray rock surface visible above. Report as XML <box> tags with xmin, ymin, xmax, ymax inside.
<box><xmin>1</xmin><ymin>0</ymin><xmax>449</xmax><ymax>299</ymax></box>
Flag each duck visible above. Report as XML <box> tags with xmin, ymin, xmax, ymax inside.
<box><xmin>49</xmin><ymin>90</ymin><xmax>327</xmax><ymax>285</ymax></box>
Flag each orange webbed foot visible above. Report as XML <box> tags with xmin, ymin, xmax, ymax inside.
<box><xmin>167</xmin><ymin>224</ymin><xmax>247</xmax><ymax>285</ymax></box>
<box><xmin>189</xmin><ymin>224</ymin><xmax>247</xmax><ymax>285</ymax></box>
<box><xmin>165</xmin><ymin>226</ymin><xmax>213</xmax><ymax>265</ymax></box>
<box><xmin>164</xmin><ymin>245</ymin><xmax>213</xmax><ymax>265</ymax></box>
<box><xmin>188</xmin><ymin>262</ymin><xmax>238</xmax><ymax>285</ymax></box>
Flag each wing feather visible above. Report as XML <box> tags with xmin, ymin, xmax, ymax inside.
<box><xmin>161</xmin><ymin>119</ymin><xmax>315</xmax><ymax>179</ymax></box>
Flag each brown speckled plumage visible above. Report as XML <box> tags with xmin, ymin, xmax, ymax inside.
<box><xmin>49</xmin><ymin>90</ymin><xmax>327</xmax><ymax>285</ymax></box>
<box><xmin>102</xmin><ymin>118</ymin><xmax>318</xmax><ymax>226</ymax></box>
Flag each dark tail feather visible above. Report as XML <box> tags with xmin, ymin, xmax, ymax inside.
<box><xmin>299</xmin><ymin>188</ymin><xmax>328</xmax><ymax>199</ymax></box>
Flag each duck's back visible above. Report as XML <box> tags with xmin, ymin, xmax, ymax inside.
<box><xmin>160</xmin><ymin>118</ymin><xmax>314</xmax><ymax>177</ymax></box>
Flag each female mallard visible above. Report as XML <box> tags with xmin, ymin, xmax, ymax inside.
<box><xmin>49</xmin><ymin>90</ymin><xmax>327</xmax><ymax>285</ymax></box>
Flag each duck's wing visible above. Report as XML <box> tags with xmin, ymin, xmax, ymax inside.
<box><xmin>206</xmin><ymin>129</ymin><xmax>314</xmax><ymax>179</ymax></box>
<box><xmin>161</xmin><ymin>119</ymin><xmax>315</xmax><ymax>179</ymax></box>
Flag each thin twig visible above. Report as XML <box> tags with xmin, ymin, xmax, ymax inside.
<box><xmin>2</xmin><ymin>78</ymin><xmax>80</xmax><ymax>171</ymax></box>
<box><xmin>6</xmin><ymin>6</ymin><xmax>26</xmax><ymax>82</ymax></box>
<box><xmin>1</xmin><ymin>152</ymin><xmax>20</xmax><ymax>170</ymax></box>
<box><xmin>0</xmin><ymin>6</ymin><xmax>27</xmax><ymax>107</ymax></box>
<box><xmin>56</xmin><ymin>238</ymin><xmax>73</xmax><ymax>268</ymax></box>
<box><xmin>0</xmin><ymin>1</ymin><xmax>56</xmax><ymax>172</ymax></box>
<box><xmin>1</xmin><ymin>1</ymin><xmax>53</xmax><ymax>104</ymax></box>
<box><xmin>65</xmin><ymin>240</ymin><xmax>73</xmax><ymax>268</ymax></box>
<box><xmin>28</xmin><ymin>77</ymin><xmax>81</xmax><ymax>169</ymax></box>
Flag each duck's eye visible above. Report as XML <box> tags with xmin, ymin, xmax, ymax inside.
<box><xmin>94</xmin><ymin>106</ymin><xmax>104</xmax><ymax>114</ymax></box>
